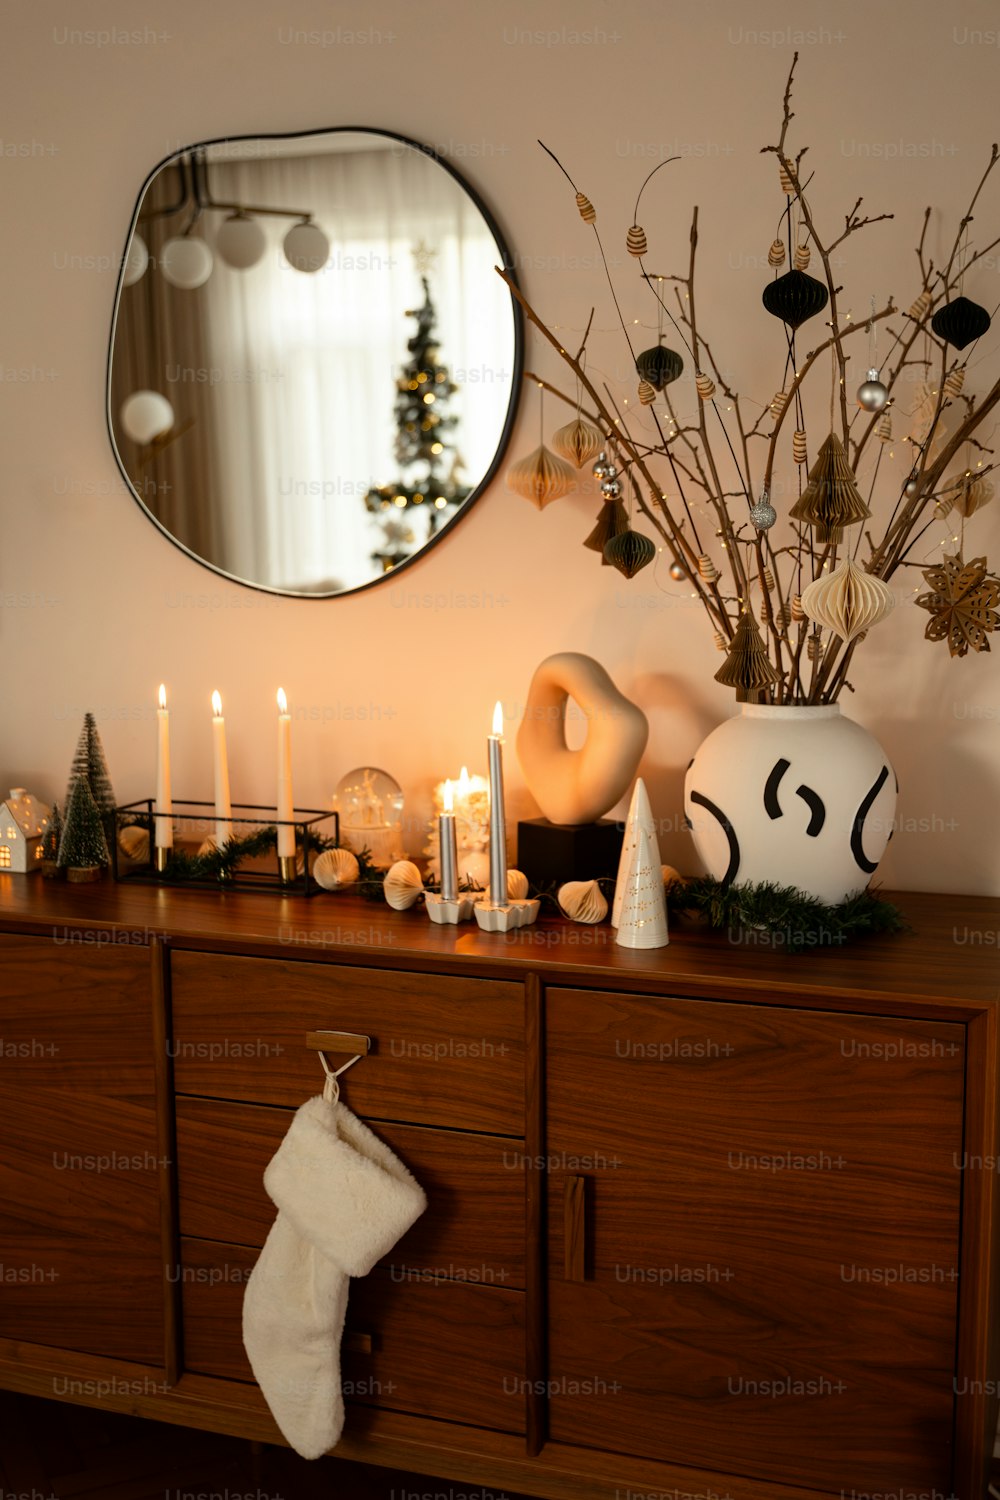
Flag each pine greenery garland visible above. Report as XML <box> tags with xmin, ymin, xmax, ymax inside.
<box><xmin>666</xmin><ymin>876</ymin><xmax>907</xmax><ymax>951</ymax></box>
<box><xmin>59</xmin><ymin>778</ymin><xmax>110</xmax><ymax>870</ymax></box>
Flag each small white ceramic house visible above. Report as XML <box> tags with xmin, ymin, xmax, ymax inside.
<box><xmin>0</xmin><ymin>788</ymin><xmax>52</xmax><ymax>873</ymax></box>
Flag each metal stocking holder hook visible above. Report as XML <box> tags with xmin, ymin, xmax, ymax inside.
<box><xmin>305</xmin><ymin>1030</ymin><xmax>372</xmax><ymax>1105</ymax></box>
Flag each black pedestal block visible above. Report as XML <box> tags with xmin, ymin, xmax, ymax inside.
<box><xmin>517</xmin><ymin>818</ymin><xmax>623</xmax><ymax>889</ymax></box>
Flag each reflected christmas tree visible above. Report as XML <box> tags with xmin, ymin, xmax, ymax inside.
<box><xmin>365</xmin><ymin>243</ymin><xmax>470</xmax><ymax>571</ymax></box>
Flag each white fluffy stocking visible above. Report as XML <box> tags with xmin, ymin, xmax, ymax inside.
<box><xmin>242</xmin><ymin>1093</ymin><xmax>426</xmax><ymax>1458</ymax></box>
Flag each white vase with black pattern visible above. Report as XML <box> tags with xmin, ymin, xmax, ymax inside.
<box><xmin>683</xmin><ymin>704</ymin><xmax>897</xmax><ymax>905</ymax></box>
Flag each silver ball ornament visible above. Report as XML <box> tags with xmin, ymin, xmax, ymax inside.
<box><xmin>669</xmin><ymin>562</ymin><xmax>686</xmax><ymax>581</ymax></box>
<box><xmin>592</xmin><ymin>452</ymin><xmax>611</xmax><ymax>480</ymax></box>
<box><xmin>905</xmin><ymin>476</ymin><xmax>920</xmax><ymax>498</ymax></box>
<box><xmin>857</xmin><ymin>368</ymin><xmax>888</xmax><ymax>413</ymax></box>
<box><xmin>749</xmin><ymin>495</ymin><xmax>777</xmax><ymax>530</ymax></box>
<box><xmin>600</xmin><ymin>477</ymin><xmax>622</xmax><ymax>499</ymax></box>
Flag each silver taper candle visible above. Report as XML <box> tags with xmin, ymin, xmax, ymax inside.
<box><xmin>487</xmin><ymin>703</ymin><xmax>508</xmax><ymax>905</ymax></box>
<box><xmin>440</xmin><ymin>810</ymin><xmax>458</xmax><ymax>903</ymax></box>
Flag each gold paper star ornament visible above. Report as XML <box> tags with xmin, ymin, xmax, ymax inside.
<box><xmin>915</xmin><ymin>554</ymin><xmax>1000</xmax><ymax>657</ymax></box>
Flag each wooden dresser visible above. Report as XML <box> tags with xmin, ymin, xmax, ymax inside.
<box><xmin>0</xmin><ymin>878</ymin><xmax>997</xmax><ymax>1499</ymax></box>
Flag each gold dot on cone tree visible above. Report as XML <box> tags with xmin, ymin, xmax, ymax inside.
<box><xmin>789</xmin><ymin>432</ymin><xmax>871</xmax><ymax>543</ymax></box>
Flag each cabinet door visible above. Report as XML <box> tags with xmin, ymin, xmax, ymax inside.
<box><xmin>0</xmin><ymin>935</ymin><xmax>164</xmax><ymax>1365</ymax></box>
<box><xmin>546</xmin><ymin>988</ymin><xmax>964</xmax><ymax>1495</ymax></box>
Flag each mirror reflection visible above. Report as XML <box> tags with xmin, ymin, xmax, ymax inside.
<box><xmin>108</xmin><ymin>130</ymin><xmax>520</xmax><ymax>595</ymax></box>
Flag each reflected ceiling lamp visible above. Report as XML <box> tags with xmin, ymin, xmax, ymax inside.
<box><xmin>122</xmin><ymin>232</ymin><xmax>149</xmax><ymax>286</ymax></box>
<box><xmin>160</xmin><ymin>234</ymin><xmax>214</xmax><ymax>289</ymax></box>
<box><xmin>120</xmin><ymin>390</ymin><xmax>175</xmax><ymax>445</ymax></box>
<box><xmin>283</xmin><ymin>218</ymin><xmax>330</xmax><ymax>273</ymax></box>
<box><xmin>215</xmin><ymin>210</ymin><xmax>267</xmax><ymax>269</ymax></box>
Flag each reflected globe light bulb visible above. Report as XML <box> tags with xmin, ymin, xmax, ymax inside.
<box><xmin>120</xmin><ymin>390</ymin><xmax>175</xmax><ymax>445</ymax></box>
<box><xmin>283</xmin><ymin>218</ymin><xmax>330</xmax><ymax>273</ymax></box>
<box><xmin>215</xmin><ymin>212</ymin><xmax>267</xmax><ymax>270</ymax></box>
<box><xmin>160</xmin><ymin>235</ymin><xmax>213</xmax><ymax>289</ymax></box>
<box><xmin>122</xmin><ymin>231</ymin><xmax>149</xmax><ymax>287</ymax></box>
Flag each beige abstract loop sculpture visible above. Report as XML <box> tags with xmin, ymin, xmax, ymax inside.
<box><xmin>515</xmin><ymin>653</ymin><xmax>648</xmax><ymax>826</ymax></box>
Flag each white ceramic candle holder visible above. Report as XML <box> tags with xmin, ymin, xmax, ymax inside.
<box><xmin>425</xmin><ymin>892</ymin><xmax>481</xmax><ymax>925</ymax></box>
<box><xmin>474</xmin><ymin>898</ymin><xmax>541</xmax><ymax>932</ymax></box>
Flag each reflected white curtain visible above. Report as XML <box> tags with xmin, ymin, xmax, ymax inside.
<box><xmin>191</xmin><ymin>145</ymin><xmax>513</xmax><ymax>591</ymax></box>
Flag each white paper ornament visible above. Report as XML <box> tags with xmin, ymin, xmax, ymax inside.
<box><xmin>800</xmin><ymin>557</ymin><xmax>894</xmax><ymax>644</ymax></box>
<box><xmin>558</xmin><ymin>879</ymin><xmax>608</xmax><ymax>924</ymax></box>
<box><xmin>314</xmin><ymin>848</ymin><xmax>360</xmax><ymax>890</ymax></box>
<box><xmin>384</xmin><ymin>859</ymin><xmax>424</xmax><ymax>909</ymax></box>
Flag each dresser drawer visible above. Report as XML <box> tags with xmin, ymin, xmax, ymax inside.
<box><xmin>170</xmin><ymin>952</ymin><xmax>524</xmax><ymax>1134</ymax></box>
<box><xmin>176</xmin><ymin>1098</ymin><xmax>526</xmax><ymax>1287</ymax></box>
<box><xmin>180</xmin><ymin>1237</ymin><xmax>526</xmax><ymax>1434</ymax></box>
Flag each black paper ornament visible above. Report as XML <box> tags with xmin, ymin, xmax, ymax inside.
<box><xmin>761</xmin><ymin>269</ymin><xmax>829</xmax><ymax>330</ymax></box>
<box><xmin>930</xmin><ymin>295</ymin><xmax>991</xmax><ymax>351</ymax></box>
<box><xmin>635</xmin><ymin>344</ymin><xmax>683</xmax><ymax>391</ymax></box>
<box><xmin>603</xmin><ymin>528</ymin><xmax>656</xmax><ymax>578</ymax></box>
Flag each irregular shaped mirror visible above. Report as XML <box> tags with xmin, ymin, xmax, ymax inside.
<box><xmin>108</xmin><ymin>129</ymin><xmax>521</xmax><ymax>596</ymax></box>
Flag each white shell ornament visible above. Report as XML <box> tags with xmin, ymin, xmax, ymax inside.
<box><xmin>118</xmin><ymin>825</ymin><xmax>150</xmax><ymax>861</ymax></box>
<box><xmin>384</xmin><ymin>859</ymin><xmax>424</xmax><ymax>910</ymax></box>
<box><xmin>314</xmin><ymin>848</ymin><xmax>360</xmax><ymax>890</ymax></box>
<box><xmin>507</xmin><ymin>868</ymin><xmax>530</xmax><ymax>900</ymax></box>
<box><xmin>800</xmin><ymin>557</ymin><xmax>894</xmax><ymax>644</ymax></box>
<box><xmin>557</xmin><ymin>879</ymin><xmax>608</xmax><ymax>924</ymax></box>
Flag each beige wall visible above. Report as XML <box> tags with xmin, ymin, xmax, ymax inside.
<box><xmin>3</xmin><ymin>0</ymin><xmax>999</xmax><ymax>893</ymax></box>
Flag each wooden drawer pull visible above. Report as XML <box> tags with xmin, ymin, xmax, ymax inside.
<box><xmin>564</xmin><ymin>1175</ymin><xmax>588</xmax><ymax>1282</ymax></box>
<box><xmin>306</xmin><ymin>1030</ymin><xmax>372</xmax><ymax>1056</ymax></box>
<box><xmin>344</xmin><ymin>1329</ymin><xmax>374</xmax><ymax>1355</ymax></box>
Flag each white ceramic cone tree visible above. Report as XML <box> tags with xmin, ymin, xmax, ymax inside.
<box><xmin>614</xmin><ymin>778</ymin><xmax>669</xmax><ymax>950</ymax></box>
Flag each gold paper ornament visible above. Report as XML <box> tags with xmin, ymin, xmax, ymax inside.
<box><xmin>506</xmin><ymin>444</ymin><xmax>575</xmax><ymax>510</ymax></box>
<box><xmin>792</xmin><ymin>593</ymin><xmax>805</xmax><ymax>621</ymax></box>
<box><xmin>915</xmin><ymin>554</ymin><xmax>1000</xmax><ymax>657</ymax></box>
<box><xmin>909</xmin><ymin>289</ymin><xmax>932</xmax><ymax>321</ymax></box>
<box><xmin>800</xmin><ymin>557</ymin><xmax>895</xmax><ymax>644</ymax></box>
<box><xmin>794</xmin><ymin>243</ymin><xmax>811</xmax><ymax>270</ymax></box>
<box><xmin>768</xmin><ymin>239</ymin><xmax>786</xmax><ymax>268</ymax></box>
<box><xmin>770</xmin><ymin>390</ymin><xmax>789</xmax><ymax>418</ymax></box>
<box><xmin>576</xmin><ymin>191</ymin><xmax>596</xmax><ymax>223</ymax></box>
<box><xmin>626</xmin><ymin>224</ymin><xmax>647</xmax><ymax>257</ymax></box>
<box><xmin>603</xmin><ymin>528</ymin><xmax>656</xmax><ymax>579</ymax></box>
<box><xmin>942</xmin><ymin>472</ymin><xmax>994</xmax><ymax>519</ymax></box>
<box><xmin>714</xmin><ymin>611</ymin><xmax>781</xmax><ymax>701</ymax></box>
<box><xmin>944</xmin><ymin>366</ymin><xmax>966</xmax><ymax>398</ymax></box>
<box><xmin>779</xmin><ymin>163</ymin><xmax>796</xmax><ymax>194</ymax></box>
<box><xmin>876</xmin><ymin>411</ymin><xmax>893</xmax><ymax>442</ymax></box>
<box><xmin>792</xmin><ymin>429</ymin><xmax>808</xmax><ymax>465</ymax></box>
<box><xmin>637</xmin><ymin>379</ymin><xmax>656</xmax><ymax>405</ymax></box>
<box><xmin>807</xmin><ymin>634</ymin><xmax>823</xmax><ymax>660</ymax></box>
<box><xmin>763</xmin><ymin>566</ymin><xmax>775</xmax><ymax>591</ymax></box>
<box><xmin>697</xmin><ymin>553</ymin><xmax>720</xmax><ymax>583</ymax></box>
<box><xmin>713</xmin><ymin>631</ymin><xmax>726</xmax><ymax>651</ymax></box>
<box><xmin>695</xmin><ymin>372</ymin><xmax>716</xmax><ymax>401</ymax></box>
<box><xmin>789</xmin><ymin>432</ymin><xmax>871</xmax><ymax>543</ymax></box>
<box><xmin>551</xmin><ymin>416</ymin><xmax>603</xmax><ymax>469</ymax></box>
<box><xmin>583</xmin><ymin>497</ymin><xmax>629</xmax><ymax>558</ymax></box>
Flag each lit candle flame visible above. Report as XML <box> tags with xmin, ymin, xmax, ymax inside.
<box><xmin>492</xmin><ymin>701</ymin><xmax>503</xmax><ymax>737</ymax></box>
<box><xmin>277</xmin><ymin>687</ymin><xmax>288</xmax><ymax>715</ymax></box>
<box><xmin>457</xmin><ymin>766</ymin><xmax>471</xmax><ymax>796</ymax></box>
<box><xmin>212</xmin><ymin>690</ymin><xmax>223</xmax><ymax>718</ymax></box>
<box><xmin>443</xmin><ymin>779</ymin><xmax>454</xmax><ymax>813</ymax></box>
<box><xmin>158</xmin><ymin>684</ymin><xmax>167</xmax><ymax>711</ymax></box>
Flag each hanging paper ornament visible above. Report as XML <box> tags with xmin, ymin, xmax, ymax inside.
<box><xmin>944</xmin><ymin>366</ymin><xmax>966</xmax><ymax>398</ymax></box>
<box><xmin>750</xmin><ymin>495</ymin><xmax>777</xmax><ymax>530</ymax></box>
<box><xmin>713</xmin><ymin>631</ymin><xmax>726</xmax><ymax>651</ymax></box>
<box><xmin>552</xmin><ymin>416</ymin><xmax>603</xmax><ymax>468</ymax></box>
<box><xmin>792</xmin><ymin>593</ymin><xmax>805</xmax><ymax>621</ymax></box>
<box><xmin>876</xmin><ymin>411</ymin><xmax>893</xmax><ymax>443</ymax></box>
<box><xmin>713</xmin><ymin>611</ymin><xmax>781</xmax><ymax>701</ymax></box>
<box><xmin>915</xmin><ymin>554</ymin><xmax>1000</xmax><ymax>657</ymax></box>
<box><xmin>506</xmin><ymin>444</ymin><xmax>575</xmax><ymax>510</ymax></box>
<box><xmin>770</xmin><ymin>389</ymin><xmax>789</xmax><ymax>418</ymax></box>
<box><xmin>800</xmin><ymin>557</ymin><xmax>895</xmax><ymax>644</ymax></box>
<box><xmin>695</xmin><ymin>372</ymin><xmax>716</xmax><ymax>401</ymax></box>
<box><xmin>626</xmin><ymin>225</ymin><xmax>647</xmax><ymax>257</ymax></box>
<box><xmin>931</xmin><ymin>295</ymin><xmax>991</xmax><ymax>350</ymax></box>
<box><xmin>575</xmin><ymin>192</ymin><xmax>596</xmax><ymax>223</ymax></box>
<box><xmin>603</xmin><ymin>529</ymin><xmax>656</xmax><ymax>579</ymax></box>
<box><xmin>768</xmin><ymin>239</ymin><xmax>786</xmax><ymax>268</ymax></box>
<box><xmin>762</xmin><ymin>268</ymin><xmax>829</xmax><ymax>330</ymax></box>
<box><xmin>941</xmin><ymin>472</ymin><xmax>994</xmax><ymax>519</ymax></box>
<box><xmin>794</xmin><ymin>243</ymin><xmax>811</xmax><ymax>271</ymax></box>
<box><xmin>669</xmin><ymin>561</ymin><xmax>686</xmax><ymax>582</ymax></box>
<box><xmin>584</xmin><ymin>498</ymin><xmax>629</xmax><ymax>557</ymax></box>
<box><xmin>779</xmin><ymin>163</ymin><xmax>796</xmax><ymax>195</ymax></box>
<box><xmin>908</xmin><ymin>289</ymin><xmax>932</xmax><ymax>322</ymax></box>
<box><xmin>697</xmin><ymin>553</ymin><xmax>719</xmax><ymax>583</ymax></box>
<box><xmin>789</xmin><ymin>432</ymin><xmax>871</xmax><ymax>543</ymax></box>
<box><xmin>792</xmin><ymin>430</ymin><xmax>808</xmax><ymax>465</ymax></box>
<box><xmin>857</xmin><ymin>368</ymin><xmax>889</xmax><ymax>413</ymax></box>
<box><xmin>637</xmin><ymin>379</ymin><xmax>656</xmax><ymax>405</ymax></box>
<box><xmin>762</xmin><ymin>567</ymin><xmax>776</xmax><ymax>591</ymax></box>
<box><xmin>635</xmin><ymin>344</ymin><xmax>683</xmax><ymax>390</ymax></box>
<box><xmin>779</xmin><ymin>601</ymin><xmax>793</xmax><ymax>629</ymax></box>
<box><xmin>807</xmin><ymin>634</ymin><xmax>823</xmax><ymax>661</ymax></box>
